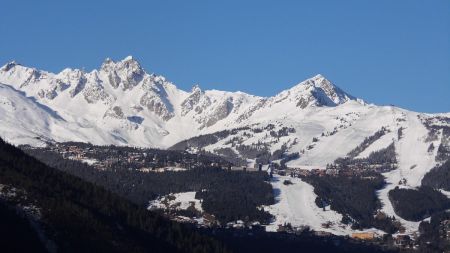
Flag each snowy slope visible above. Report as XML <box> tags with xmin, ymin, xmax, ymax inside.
<box><xmin>0</xmin><ymin>83</ymin><xmax>63</xmax><ymax>146</ymax></box>
<box><xmin>376</xmin><ymin>112</ymin><xmax>442</xmax><ymax>233</ymax></box>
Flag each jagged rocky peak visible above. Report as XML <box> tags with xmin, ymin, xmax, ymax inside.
<box><xmin>100</xmin><ymin>56</ymin><xmax>176</xmax><ymax>121</ymax></box>
<box><xmin>101</xmin><ymin>57</ymin><xmax>114</xmax><ymax>66</ymax></box>
<box><xmin>181</xmin><ymin>84</ymin><xmax>206</xmax><ymax>116</ymax></box>
<box><xmin>191</xmin><ymin>84</ymin><xmax>202</xmax><ymax>93</ymax></box>
<box><xmin>100</xmin><ymin>56</ymin><xmax>146</xmax><ymax>90</ymax></box>
<box><xmin>307</xmin><ymin>74</ymin><xmax>354</xmax><ymax>104</ymax></box>
<box><xmin>101</xmin><ymin>56</ymin><xmax>141</xmax><ymax>70</ymax></box>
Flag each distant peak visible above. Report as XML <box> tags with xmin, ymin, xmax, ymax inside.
<box><xmin>103</xmin><ymin>57</ymin><xmax>114</xmax><ymax>64</ymax></box>
<box><xmin>307</xmin><ymin>74</ymin><xmax>333</xmax><ymax>86</ymax></box>
<box><xmin>100</xmin><ymin>58</ymin><xmax>115</xmax><ymax>70</ymax></box>
<box><xmin>1</xmin><ymin>61</ymin><xmax>20</xmax><ymax>72</ymax></box>
<box><xmin>123</xmin><ymin>55</ymin><xmax>135</xmax><ymax>62</ymax></box>
<box><xmin>101</xmin><ymin>56</ymin><xmax>141</xmax><ymax>66</ymax></box>
<box><xmin>120</xmin><ymin>56</ymin><xmax>142</xmax><ymax>69</ymax></box>
<box><xmin>191</xmin><ymin>84</ymin><xmax>201</xmax><ymax>92</ymax></box>
<box><xmin>101</xmin><ymin>56</ymin><xmax>143</xmax><ymax>73</ymax></box>
<box><xmin>279</xmin><ymin>74</ymin><xmax>360</xmax><ymax>107</ymax></box>
<box><xmin>312</xmin><ymin>74</ymin><xmax>325</xmax><ymax>80</ymax></box>
<box><xmin>289</xmin><ymin>74</ymin><xmax>332</xmax><ymax>91</ymax></box>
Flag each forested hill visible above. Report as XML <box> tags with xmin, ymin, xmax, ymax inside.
<box><xmin>0</xmin><ymin>138</ymin><xmax>228</xmax><ymax>253</ymax></box>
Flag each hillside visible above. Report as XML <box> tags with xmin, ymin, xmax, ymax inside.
<box><xmin>0</xmin><ymin>138</ymin><xmax>228</xmax><ymax>253</ymax></box>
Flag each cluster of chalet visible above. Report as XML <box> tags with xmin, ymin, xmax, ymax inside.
<box><xmin>283</xmin><ymin>166</ymin><xmax>384</xmax><ymax>179</ymax></box>
<box><xmin>59</xmin><ymin>144</ymin><xmax>91</xmax><ymax>160</ymax></box>
<box><xmin>28</xmin><ymin>142</ymin><xmax>388</xmax><ymax>179</ymax></box>
<box><xmin>350</xmin><ymin>231</ymin><xmax>423</xmax><ymax>250</ymax></box>
<box><xmin>29</xmin><ymin>142</ymin><xmax>232</xmax><ymax>172</ymax></box>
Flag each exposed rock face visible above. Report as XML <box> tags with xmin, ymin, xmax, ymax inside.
<box><xmin>311</xmin><ymin>75</ymin><xmax>353</xmax><ymax>104</ymax></box>
<box><xmin>79</xmin><ymin>79</ymin><xmax>109</xmax><ymax>104</ymax></box>
<box><xmin>107</xmin><ymin>70</ymin><xmax>121</xmax><ymax>89</ymax></box>
<box><xmin>201</xmin><ymin>98</ymin><xmax>234</xmax><ymax>128</ymax></box>
<box><xmin>236</xmin><ymin>99</ymin><xmax>267</xmax><ymax>123</ymax></box>
<box><xmin>140</xmin><ymin>92</ymin><xmax>174</xmax><ymax>121</ymax></box>
<box><xmin>104</xmin><ymin>106</ymin><xmax>125</xmax><ymax>119</ymax></box>
<box><xmin>37</xmin><ymin>79</ymin><xmax>70</xmax><ymax>100</ymax></box>
<box><xmin>1</xmin><ymin>61</ymin><xmax>17</xmax><ymax>72</ymax></box>
<box><xmin>296</xmin><ymin>96</ymin><xmax>311</xmax><ymax>109</ymax></box>
<box><xmin>100</xmin><ymin>56</ymin><xmax>145</xmax><ymax>90</ymax></box>
<box><xmin>181</xmin><ymin>85</ymin><xmax>204</xmax><ymax>116</ymax></box>
<box><xmin>69</xmin><ymin>75</ymin><xmax>87</xmax><ymax>98</ymax></box>
<box><xmin>120</xmin><ymin>58</ymin><xmax>145</xmax><ymax>90</ymax></box>
<box><xmin>21</xmin><ymin>69</ymin><xmax>42</xmax><ymax>88</ymax></box>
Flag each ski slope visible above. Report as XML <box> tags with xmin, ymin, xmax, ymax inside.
<box><xmin>264</xmin><ymin>175</ymin><xmax>384</xmax><ymax>236</ymax></box>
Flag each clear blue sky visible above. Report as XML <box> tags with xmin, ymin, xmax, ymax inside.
<box><xmin>1</xmin><ymin>0</ymin><xmax>449</xmax><ymax>113</ymax></box>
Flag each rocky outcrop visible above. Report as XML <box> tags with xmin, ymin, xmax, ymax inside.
<box><xmin>181</xmin><ymin>85</ymin><xmax>204</xmax><ymax>116</ymax></box>
<box><xmin>140</xmin><ymin>92</ymin><xmax>174</xmax><ymax>121</ymax></box>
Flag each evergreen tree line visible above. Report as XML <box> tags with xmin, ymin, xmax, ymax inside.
<box><xmin>388</xmin><ymin>186</ymin><xmax>450</xmax><ymax>222</ymax></box>
<box><xmin>417</xmin><ymin>211</ymin><xmax>450</xmax><ymax>253</ymax></box>
<box><xmin>334</xmin><ymin>142</ymin><xmax>397</xmax><ymax>172</ymax></box>
<box><xmin>304</xmin><ymin>174</ymin><xmax>401</xmax><ymax>233</ymax></box>
<box><xmin>169</xmin><ymin>124</ymin><xmax>297</xmax><ymax>166</ymax></box>
<box><xmin>422</xmin><ymin>159</ymin><xmax>450</xmax><ymax>191</ymax></box>
<box><xmin>345</xmin><ymin>127</ymin><xmax>389</xmax><ymax>159</ymax></box>
<box><xmin>423</xmin><ymin>123</ymin><xmax>450</xmax><ymax>162</ymax></box>
<box><xmin>195</xmin><ymin>172</ymin><xmax>274</xmax><ymax>224</ymax></box>
<box><xmin>435</xmin><ymin>126</ymin><xmax>450</xmax><ymax>162</ymax></box>
<box><xmin>0</xmin><ymin>201</ymin><xmax>48</xmax><ymax>253</ymax></box>
<box><xmin>170</xmin><ymin>127</ymin><xmax>251</xmax><ymax>151</ymax></box>
<box><xmin>0</xmin><ymin>138</ymin><xmax>229</xmax><ymax>253</ymax></box>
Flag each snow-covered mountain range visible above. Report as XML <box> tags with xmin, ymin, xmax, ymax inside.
<box><xmin>1</xmin><ymin>56</ymin><xmax>448</xmax><ymax>161</ymax></box>
<box><xmin>0</xmin><ymin>56</ymin><xmax>363</xmax><ymax>147</ymax></box>
<box><xmin>1</xmin><ymin>56</ymin><xmax>449</xmax><ymax>169</ymax></box>
<box><xmin>1</xmin><ymin>56</ymin><xmax>449</xmax><ymax>235</ymax></box>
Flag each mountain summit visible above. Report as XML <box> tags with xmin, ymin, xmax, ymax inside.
<box><xmin>270</xmin><ymin>74</ymin><xmax>358</xmax><ymax>109</ymax></box>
